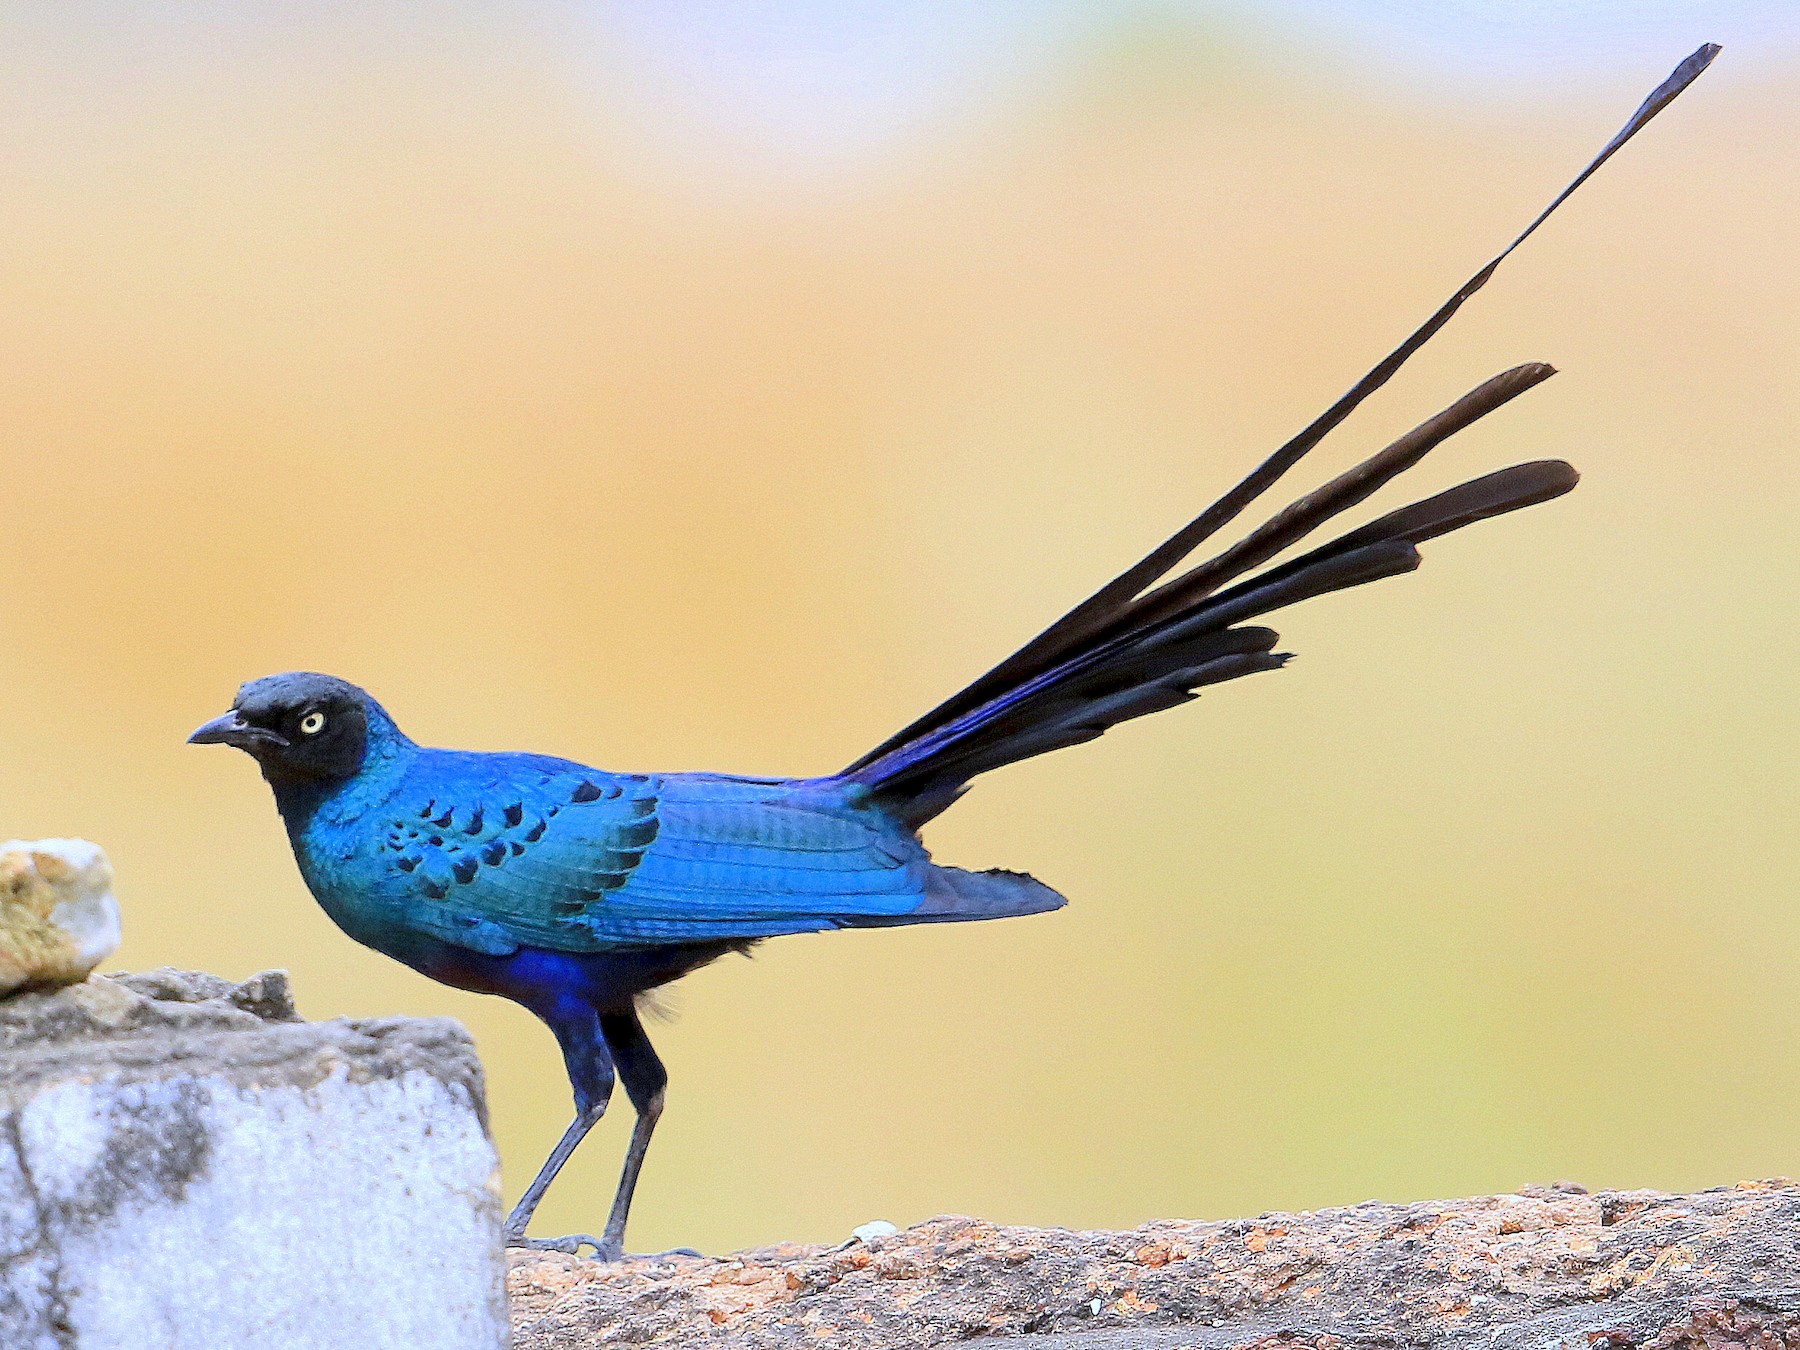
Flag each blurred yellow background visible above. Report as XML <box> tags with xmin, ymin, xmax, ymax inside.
<box><xmin>3</xmin><ymin>4</ymin><xmax>1798</xmax><ymax>1255</ymax></box>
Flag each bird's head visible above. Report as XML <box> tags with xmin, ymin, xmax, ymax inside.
<box><xmin>188</xmin><ymin>672</ymin><xmax>403</xmax><ymax>785</ymax></box>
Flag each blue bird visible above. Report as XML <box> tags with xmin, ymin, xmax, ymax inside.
<box><xmin>187</xmin><ymin>50</ymin><xmax>1714</xmax><ymax>1261</ymax></box>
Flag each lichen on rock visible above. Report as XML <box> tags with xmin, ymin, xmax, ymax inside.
<box><xmin>0</xmin><ymin>839</ymin><xmax>121</xmax><ymax>997</ymax></box>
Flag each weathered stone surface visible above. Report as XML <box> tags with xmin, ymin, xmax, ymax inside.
<box><xmin>0</xmin><ymin>968</ymin><xmax>507</xmax><ymax>1349</ymax></box>
<box><xmin>0</xmin><ymin>841</ymin><xmax>121</xmax><ymax>997</ymax></box>
<box><xmin>509</xmin><ymin>1181</ymin><xmax>1800</xmax><ymax>1348</ymax></box>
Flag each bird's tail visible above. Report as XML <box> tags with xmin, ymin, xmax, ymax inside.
<box><xmin>838</xmin><ymin>46</ymin><xmax>1716</xmax><ymax>828</ymax></box>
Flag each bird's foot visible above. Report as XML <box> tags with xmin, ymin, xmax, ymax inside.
<box><xmin>507</xmin><ymin>1232</ymin><xmax>612</xmax><ymax>1259</ymax></box>
<box><xmin>506</xmin><ymin>1233</ymin><xmax>700</xmax><ymax>1264</ymax></box>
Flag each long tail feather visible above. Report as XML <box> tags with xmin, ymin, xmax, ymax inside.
<box><xmin>852</xmin><ymin>464</ymin><xmax>1565</xmax><ymax>824</ymax></box>
<box><xmin>846</xmin><ymin>46</ymin><xmax>1716</xmax><ymax>785</ymax></box>
<box><xmin>1120</xmin><ymin>364</ymin><xmax>1553</xmax><ymax>631</ymax></box>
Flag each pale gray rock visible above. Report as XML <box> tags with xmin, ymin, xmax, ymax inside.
<box><xmin>0</xmin><ymin>968</ymin><xmax>507</xmax><ymax>1350</ymax></box>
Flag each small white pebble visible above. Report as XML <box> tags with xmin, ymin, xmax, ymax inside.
<box><xmin>851</xmin><ymin>1220</ymin><xmax>898</xmax><ymax>1244</ymax></box>
<box><xmin>1090</xmin><ymin>1298</ymin><xmax>1103</xmax><ymax>1315</ymax></box>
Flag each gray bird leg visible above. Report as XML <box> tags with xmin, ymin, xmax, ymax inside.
<box><xmin>507</xmin><ymin>1000</ymin><xmax>616</xmax><ymax>1256</ymax></box>
<box><xmin>504</xmin><ymin>1106</ymin><xmax>610</xmax><ymax>1254</ymax></box>
<box><xmin>599</xmin><ymin>1087</ymin><xmax>663</xmax><ymax>1253</ymax></box>
<box><xmin>592</xmin><ymin>1009</ymin><xmax>699</xmax><ymax>1262</ymax></box>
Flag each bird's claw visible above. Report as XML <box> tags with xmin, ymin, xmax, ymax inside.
<box><xmin>507</xmin><ymin>1233</ymin><xmax>616</xmax><ymax>1260</ymax></box>
<box><xmin>506</xmin><ymin>1233</ymin><xmax>702</xmax><ymax>1264</ymax></box>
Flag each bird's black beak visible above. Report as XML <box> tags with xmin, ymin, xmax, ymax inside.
<box><xmin>187</xmin><ymin>712</ymin><xmax>289</xmax><ymax>751</ymax></box>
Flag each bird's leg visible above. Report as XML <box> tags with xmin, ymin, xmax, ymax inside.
<box><xmin>504</xmin><ymin>1108</ymin><xmax>606</xmax><ymax>1251</ymax></box>
<box><xmin>506</xmin><ymin>999</ymin><xmax>616</xmax><ymax>1256</ymax></box>
<box><xmin>601</xmin><ymin>1099</ymin><xmax>663</xmax><ymax>1250</ymax></box>
<box><xmin>591</xmin><ymin>1008</ymin><xmax>699</xmax><ymax>1262</ymax></box>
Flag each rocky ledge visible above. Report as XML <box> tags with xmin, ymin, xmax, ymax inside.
<box><xmin>0</xmin><ymin>968</ymin><xmax>507</xmax><ymax>1349</ymax></box>
<box><xmin>510</xmin><ymin>1181</ymin><xmax>1800</xmax><ymax>1349</ymax></box>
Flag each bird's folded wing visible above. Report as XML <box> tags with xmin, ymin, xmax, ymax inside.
<box><xmin>377</xmin><ymin>766</ymin><xmax>933</xmax><ymax>952</ymax></box>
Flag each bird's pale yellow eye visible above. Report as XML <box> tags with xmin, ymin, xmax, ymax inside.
<box><xmin>299</xmin><ymin>711</ymin><xmax>326</xmax><ymax>736</ymax></box>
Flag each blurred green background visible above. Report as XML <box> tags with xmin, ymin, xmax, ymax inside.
<box><xmin>3</xmin><ymin>3</ymin><xmax>1798</xmax><ymax>1255</ymax></box>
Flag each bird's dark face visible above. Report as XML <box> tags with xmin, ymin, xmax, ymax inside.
<box><xmin>188</xmin><ymin>672</ymin><xmax>378</xmax><ymax>785</ymax></box>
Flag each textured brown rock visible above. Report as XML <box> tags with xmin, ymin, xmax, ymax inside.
<box><xmin>0</xmin><ymin>839</ymin><xmax>120</xmax><ymax>996</ymax></box>
<box><xmin>508</xmin><ymin>1181</ymin><xmax>1800</xmax><ymax>1348</ymax></box>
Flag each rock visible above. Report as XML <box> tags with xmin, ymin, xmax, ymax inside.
<box><xmin>508</xmin><ymin>1181</ymin><xmax>1800</xmax><ymax>1349</ymax></box>
<box><xmin>0</xmin><ymin>840</ymin><xmax>121</xmax><ymax>996</ymax></box>
<box><xmin>0</xmin><ymin>968</ymin><xmax>507</xmax><ymax>1349</ymax></box>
